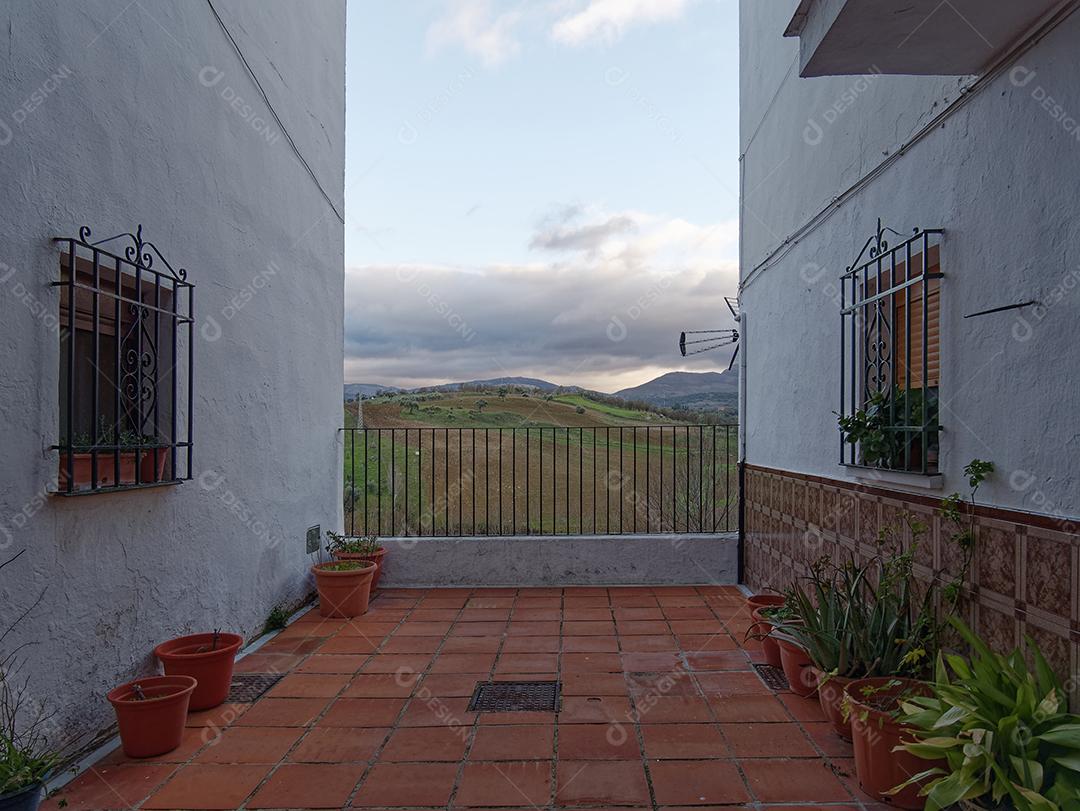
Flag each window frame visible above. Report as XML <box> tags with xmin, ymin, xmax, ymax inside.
<box><xmin>839</xmin><ymin>224</ymin><xmax>944</xmax><ymax>475</ymax></box>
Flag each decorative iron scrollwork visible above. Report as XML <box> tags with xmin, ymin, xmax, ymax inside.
<box><xmin>78</xmin><ymin>223</ymin><xmax>188</xmax><ymax>280</ymax></box>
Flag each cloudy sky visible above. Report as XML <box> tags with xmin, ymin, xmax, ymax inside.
<box><xmin>345</xmin><ymin>0</ymin><xmax>740</xmax><ymax>392</ymax></box>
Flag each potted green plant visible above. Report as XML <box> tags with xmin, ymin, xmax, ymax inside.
<box><xmin>746</xmin><ymin>601</ymin><xmax>790</xmax><ymax>668</ymax></box>
<box><xmin>895</xmin><ymin>618</ymin><xmax>1080</xmax><ymax>811</ymax></box>
<box><xmin>154</xmin><ymin>630</ymin><xmax>243</xmax><ymax>711</ymax></box>
<box><xmin>1</xmin><ymin>552</ymin><xmax>69</xmax><ymax>811</ymax></box>
<box><xmin>312</xmin><ymin>560</ymin><xmax>376</xmax><ymax>618</ymax></box>
<box><xmin>107</xmin><ymin>676</ymin><xmax>197</xmax><ymax>759</ymax></box>
<box><xmin>326</xmin><ymin>531</ymin><xmax>387</xmax><ymax>589</ymax></box>
<box><xmin>59</xmin><ymin>420</ymin><xmax>171</xmax><ymax>489</ymax></box>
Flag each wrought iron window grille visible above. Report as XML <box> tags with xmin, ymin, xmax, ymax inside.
<box><xmin>52</xmin><ymin>225</ymin><xmax>194</xmax><ymax>494</ymax></box>
<box><xmin>839</xmin><ymin>220</ymin><xmax>943</xmax><ymax>475</ymax></box>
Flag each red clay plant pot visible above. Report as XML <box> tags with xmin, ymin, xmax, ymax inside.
<box><xmin>750</xmin><ymin>607</ymin><xmax>783</xmax><ymax>668</ymax></box>
<box><xmin>746</xmin><ymin>593</ymin><xmax>785</xmax><ymax>611</ymax></box>
<box><xmin>313</xmin><ymin>560</ymin><xmax>376</xmax><ymax>618</ymax></box>
<box><xmin>332</xmin><ymin>547</ymin><xmax>387</xmax><ymax>590</ymax></box>
<box><xmin>154</xmin><ymin>631</ymin><xmax>243</xmax><ymax>711</ymax></box>
<box><xmin>776</xmin><ymin>635</ymin><xmax>817</xmax><ymax>697</ymax></box>
<box><xmin>107</xmin><ymin>675</ymin><xmax>197</xmax><ymax>758</ymax></box>
<box><xmin>812</xmin><ymin>667</ymin><xmax>853</xmax><ymax>740</ymax></box>
<box><xmin>845</xmin><ymin>677</ymin><xmax>940</xmax><ymax>809</ymax></box>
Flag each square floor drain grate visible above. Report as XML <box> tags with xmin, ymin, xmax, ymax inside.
<box><xmin>468</xmin><ymin>681</ymin><xmax>561</xmax><ymax>713</ymax></box>
<box><xmin>753</xmin><ymin>664</ymin><xmax>790</xmax><ymax>692</ymax></box>
<box><xmin>226</xmin><ymin>673</ymin><xmax>284</xmax><ymax>703</ymax></box>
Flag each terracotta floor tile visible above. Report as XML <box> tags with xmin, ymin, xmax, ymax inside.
<box><xmin>236</xmin><ymin>698</ymin><xmax>329</xmax><ymax>727</ymax></box>
<box><xmin>420</xmin><ymin>673</ymin><xmax>489</xmax><ymax>697</ymax></box>
<box><xmin>432</xmin><ymin>652</ymin><xmax>497</xmax><ymax>673</ymax></box>
<box><xmin>634</xmin><ymin>696</ymin><xmax>714</xmax><ymax>724</ymax></box>
<box><xmin>318</xmin><ymin>636</ymin><xmax>381</xmax><ymax>655</ymax></box>
<box><xmin>361</xmin><ymin>653</ymin><xmax>433</xmax><ymax>674</ymax></box>
<box><xmin>506</xmin><ymin>621</ymin><xmax>561</xmax><ymax>636</ymax></box>
<box><xmin>779</xmin><ymin>693</ymin><xmax>829</xmax><ymax>723</ymax></box>
<box><xmin>562</xmin><ymin>636</ymin><xmax>620</xmax><ymax>653</ymax></box>
<box><xmin>686</xmin><ymin>651</ymin><xmax>753</xmax><ymax>671</ymax></box>
<box><xmin>563</xmin><ymin>621</ymin><xmax>617</xmax><ymax>636</ymax></box>
<box><xmin>352</xmin><ymin>762</ymin><xmax>458</xmax><ymax>806</ymax></box>
<box><xmin>511</xmin><ymin>608</ymin><xmax>562</xmax><ymax>621</ymax></box>
<box><xmin>249</xmin><ymin>763</ymin><xmax>364</xmax><ymax>808</ymax></box>
<box><xmin>478</xmin><ymin>710</ymin><xmax>556</xmax><ymax>725</ymax></box>
<box><xmin>467</xmin><ymin>596</ymin><xmax>515</xmax><ymax>607</ymax></box>
<box><xmin>561</xmin><ymin>672</ymin><xmax>629</xmax><ymax>695</ymax></box>
<box><xmin>559</xmin><ymin>694</ymin><xmax>633</xmax><ymax>724</ymax></box>
<box><xmin>565</xmin><ymin>608</ymin><xmax>613</xmax><ymax>621</ymax></box>
<box><xmin>469</xmin><ymin>724</ymin><xmax>555</xmax><ymax>760</ymax></box>
<box><xmin>740</xmin><ymin>759</ymin><xmax>851</xmax><ymax>803</ymax></box>
<box><xmin>289</xmin><ymin>726</ymin><xmax>389</xmax><ymax>762</ymax></box>
<box><xmin>142</xmin><ymin>764</ymin><xmax>270</xmax><ymax>809</ymax></box>
<box><xmin>610</xmin><ymin>594</ymin><xmax>660</xmax><ymax>607</ymax></box>
<box><xmin>443</xmin><ymin>635</ymin><xmax>504</xmax><ymax>652</ymax></box>
<box><xmin>381</xmin><ymin>724</ymin><xmax>471</xmax><ymax>761</ymax></box>
<box><xmin>397</xmin><ymin>695</ymin><xmax>476</xmax><ymax>727</ymax></box>
<box><xmin>695</xmin><ymin>672</ymin><xmax>771</xmax><ymax>697</ymax></box>
<box><xmin>42</xmin><ymin>763</ymin><xmax>176</xmax><ymax>811</ymax></box>
<box><xmin>649</xmin><ymin>760</ymin><xmax>750</xmax><ymax>806</ymax></box>
<box><xmin>503</xmin><ymin>635</ymin><xmax>560</xmax><ymax>653</ymax></box>
<box><xmin>495</xmin><ymin>653</ymin><xmax>559</xmax><ymax>673</ymax></box>
<box><xmin>319</xmin><ymin>697</ymin><xmax>407</xmax><ymax>727</ymax></box>
<box><xmin>565</xmin><ymin>595</ymin><xmax>609</xmax><ymax>607</ymax></box>
<box><xmin>641</xmin><ymin>723</ymin><xmax>729</xmax><ymax>759</ymax></box>
<box><xmin>195</xmin><ymin>726</ymin><xmax>304</xmax><ymax>763</ymax></box>
<box><xmin>669</xmin><ymin>620</ymin><xmax>727</xmax><ymax>635</ymax></box>
<box><xmin>460</xmin><ymin>608</ymin><xmax>513</xmax><ymax>621</ymax></box>
<box><xmin>562</xmin><ymin>653</ymin><xmax>623</xmax><ymax>672</ymax></box>
<box><xmin>234</xmin><ymin>652</ymin><xmax>307</xmax><ymax>673</ymax></box>
<box><xmin>259</xmin><ymin>637</ymin><xmax>327</xmax><ymax>657</ymax></box>
<box><xmin>381</xmin><ymin>635</ymin><xmax>446</xmax><ymax>653</ymax></box>
<box><xmin>679</xmin><ymin>633</ymin><xmax>740</xmax><ymax>652</ymax></box>
<box><xmin>556</xmin><ymin>760</ymin><xmax>651</xmax><ymax>806</ymax></box>
<box><xmin>397</xmin><ymin>620</ymin><xmax>453</xmax><ymax>636</ymax></box>
<box><xmin>455</xmin><ymin>760</ymin><xmax>553</xmax><ymax>806</ymax></box>
<box><xmin>663</xmin><ymin>606</ymin><xmax>715</xmax><ymax>620</ymax></box>
<box><xmin>620</xmin><ymin>652</ymin><xmax>683</xmax><ymax>672</ymax></box>
<box><xmin>803</xmin><ymin>721</ymin><xmax>855</xmax><ymax>758</ymax></box>
<box><xmin>343</xmin><ymin>672</ymin><xmax>420</xmax><ymax>698</ymax></box>
<box><xmin>557</xmin><ymin>723</ymin><xmax>641</xmax><ymax>759</ymax></box>
<box><xmin>102</xmin><ymin>726</ymin><xmax>208</xmax><ymax>765</ymax></box>
<box><xmin>721</xmin><ymin>723</ymin><xmax>817</xmax><ymax>758</ymax></box>
<box><xmin>708</xmin><ymin>694</ymin><xmax>790</xmax><ymax>722</ymax></box>
<box><xmin>516</xmin><ymin>596</ymin><xmax>561</xmax><ymax>608</ymax></box>
<box><xmin>616</xmin><ymin>620</ymin><xmax>671</xmax><ymax>635</ymax></box>
<box><xmin>185</xmin><ymin>702</ymin><xmax>249</xmax><ymax>729</ymax></box>
<box><xmin>613</xmin><ymin>607</ymin><xmax>665</xmax><ymax>620</ymax></box>
<box><xmin>626</xmin><ymin>669</ymin><xmax>698</xmax><ymax>697</ymax></box>
<box><xmin>338</xmin><ymin>621</ymin><xmax>398</xmax><ymax>637</ymax></box>
<box><xmin>451</xmin><ymin>621</ymin><xmax>508</xmax><ymax>636</ymax></box>
<box><xmin>410</xmin><ymin>608</ymin><xmax>462</xmax><ymax>621</ymax></box>
<box><xmin>619</xmin><ymin>634</ymin><xmax>679</xmax><ymax>652</ymax></box>
<box><xmin>299</xmin><ymin>654</ymin><xmax>372</xmax><ymax>674</ymax></box>
<box><xmin>267</xmin><ymin>672</ymin><xmax>352</xmax><ymax>699</ymax></box>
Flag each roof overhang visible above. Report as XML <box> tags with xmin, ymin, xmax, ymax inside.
<box><xmin>784</xmin><ymin>0</ymin><xmax>1071</xmax><ymax>77</ymax></box>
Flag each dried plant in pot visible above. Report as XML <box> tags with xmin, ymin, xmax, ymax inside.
<box><xmin>107</xmin><ymin>676</ymin><xmax>197</xmax><ymax>759</ymax></box>
<box><xmin>745</xmin><ymin>602</ymin><xmax>790</xmax><ymax>668</ymax></box>
<box><xmin>154</xmin><ymin>630</ymin><xmax>243</xmax><ymax>711</ymax></box>
<box><xmin>312</xmin><ymin>560</ymin><xmax>376</xmax><ymax>618</ymax></box>
<box><xmin>325</xmin><ymin>531</ymin><xmax>387</xmax><ymax>589</ymax></box>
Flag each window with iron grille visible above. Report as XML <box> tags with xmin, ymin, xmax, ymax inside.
<box><xmin>839</xmin><ymin>223</ymin><xmax>942</xmax><ymax>474</ymax></box>
<box><xmin>53</xmin><ymin>225</ymin><xmax>194</xmax><ymax>494</ymax></box>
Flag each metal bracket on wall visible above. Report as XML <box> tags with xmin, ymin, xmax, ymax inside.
<box><xmin>963</xmin><ymin>300</ymin><xmax>1040</xmax><ymax>318</ymax></box>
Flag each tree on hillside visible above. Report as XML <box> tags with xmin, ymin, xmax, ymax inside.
<box><xmin>576</xmin><ymin>406</ymin><xmax>586</xmax><ymax>414</ymax></box>
<box><xmin>476</xmin><ymin>399</ymin><xmax>488</xmax><ymax>413</ymax></box>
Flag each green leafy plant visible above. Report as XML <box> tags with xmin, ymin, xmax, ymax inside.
<box><xmin>264</xmin><ymin>605</ymin><xmax>289</xmax><ymax>633</ymax></box>
<box><xmin>896</xmin><ymin>618</ymin><xmax>1080</xmax><ymax>811</ymax></box>
<box><xmin>836</xmin><ymin>386</ymin><xmax>940</xmax><ymax>470</ymax></box>
<box><xmin>324</xmin><ymin>531</ymin><xmax>382</xmax><ymax>557</ymax></box>
<box><xmin>319</xmin><ymin>560</ymin><xmax>367</xmax><ymax>572</ymax></box>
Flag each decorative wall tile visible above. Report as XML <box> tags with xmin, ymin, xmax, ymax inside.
<box><xmin>1026</xmin><ymin>529</ymin><xmax>1072</xmax><ymax>616</ymax></box>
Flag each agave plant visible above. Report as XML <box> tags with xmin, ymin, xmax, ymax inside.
<box><xmin>896</xmin><ymin>618</ymin><xmax>1080</xmax><ymax>811</ymax></box>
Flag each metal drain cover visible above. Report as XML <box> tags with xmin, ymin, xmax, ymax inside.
<box><xmin>227</xmin><ymin>672</ymin><xmax>285</xmax><ymax>703</ymax></box>
<box><xmin>753</xmin><ymin>664</ymin><xmax>790</xmax><ymax>692</ymax></box>
<box><xmin>468</xmin><ymin>681</ymin><xmax>561</xmax><ymax>713</ymax></box>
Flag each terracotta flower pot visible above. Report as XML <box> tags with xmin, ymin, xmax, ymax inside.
<box><xmin>138</xmin><ymin>448</ymin><xmax>171</xmax><ymax>483</ymax></box>
<box><xmin>750</xmin><ymin>607</ymin><xmax>783</xmax><ymax>668</ymax></box>
<box><xmin>0</xmin><ymin>782</ymin><xmax>44</xmax><ymax>811</ymax></box>
<box><xmin>746</xmin><ymin>593</ymin><xmax>785</xmax><ymax>610</ymax></box>
<box><xmin>154</xmin><ymin>632</ymin><xmax>243</xmax><ymax>711</ymax></box>
<box><xmin>776</xmin><ymin>635</ymin><xmax>817</xmax><ymax>697</ymax></box>
<box><xmin>313</xmin><ymin>561</ymin><xmax>376</xmax><ymax>618</ymax></box>
<box><xmin>59</xmin><ymin>449</ymin><xmax>171</xmax><ymax>489</ymax></box>
<box><xmin>845</xmin><ymin>677</ymin><xmax>940</xmax><ymax>809</ymax></box>
<box><xmin>332</xmin><ymin>547</ymin><xmax>387</xmax><ymax>590</ymax></box>
<box><xmin>811</xmin><ymin>667</ymin><xmax>853</xmax><ymax>740</ymax></box>
<box><xmin>108</xmin><ymin>675</ymin><xmax>197</xmax><ymax>758</ymax></box>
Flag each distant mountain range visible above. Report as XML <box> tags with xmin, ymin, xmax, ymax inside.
<box><xmin>346</xmin><ymin>369</ymin><xmax>738</xmax><ymax>412</ymax></box>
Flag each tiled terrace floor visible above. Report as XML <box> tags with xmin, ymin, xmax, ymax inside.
<box><xmin>47</xmin><ymin>586</ymin><xmax>885</xmax><ymax>811</ymax></box>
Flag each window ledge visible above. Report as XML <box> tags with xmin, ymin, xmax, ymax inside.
<box><xmin>51</xmin><ymin>480</ymin><xmax>182</xmax><ymax>497</ymax></box>
<box><xmin>841</xmin><ymin>464</ymin><xmax>944</xmax><ymax>491</ymax></box>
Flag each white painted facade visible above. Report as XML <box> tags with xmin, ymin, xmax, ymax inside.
<box><xmin>739</xmin><ymin>1</ymin><xmax>1080</xmax><ymax>521</ymax></box>
<box><xmin>0</xmin><ymin>0</ymin><xmax>345</xmax><ymax>744</ymax></box>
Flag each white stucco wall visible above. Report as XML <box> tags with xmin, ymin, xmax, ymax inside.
<box><xmin>0</xmin><ymin>0</ymin><xmax>345</xmax><ymax>744</ymax></box>
<box><xmin>739</xmin><ymin>0</ymin><xmax>1080</xmax><ymax>519</ymax></box>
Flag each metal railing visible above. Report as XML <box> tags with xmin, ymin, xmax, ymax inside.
<box><xmin>343</xmin><ymin>425</ymin><xmax>738</xmax><ymax>537</ymax></box>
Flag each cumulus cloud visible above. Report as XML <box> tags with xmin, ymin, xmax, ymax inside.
<box><xmin>427</xmin><ymin>0</ymin><xmax>524</xmax><ymax>67</ymax></box>
<box><xmin>551</xmin><ymin>0</ymin><xmax>694</xmax><ymax>46</ymax></box>
<box><xmin>345</xmin><ymin>205</ymin><xmax>739</xmax><ymax>391</ymax></box>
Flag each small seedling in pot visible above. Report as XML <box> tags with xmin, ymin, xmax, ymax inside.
<box><xmin>131</xmin><ymin>684</ymin><xmax>147</xmax><ymax>701</ymax></box>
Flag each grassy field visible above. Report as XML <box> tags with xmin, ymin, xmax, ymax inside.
<box><xmin>343</xmin><ymin>392</ymin><xmax>737</xmax><ymax>537</ymax></box>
